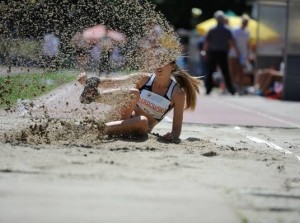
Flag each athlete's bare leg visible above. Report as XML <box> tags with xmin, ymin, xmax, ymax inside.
<box><xmin>78</xmin><ymin>76</ymin><xmax>148</xmax><ymax>136</ymax></box>
<box><xmin>94</xmin><ymin>88</ymin><xmax>140</xmax><ymax>119</ymax></box>
<box><xmin>104</xmin><ymin>115</ymin><xmax>149</xmax><ymax>136</ymax></box>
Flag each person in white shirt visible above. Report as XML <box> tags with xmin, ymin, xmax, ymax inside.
<box><xmin>228</xmin><ymin>15</ymin><xmax>252</xmax><ymax>94</ymax></box>
<box><xmin>42</xmin><ymin>33</ymin><xmax>60</xmax><ymax>70</ymax></box>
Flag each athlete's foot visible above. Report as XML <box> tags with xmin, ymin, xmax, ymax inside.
<box><xmin>80</xmin><ymin>77</ymin><xmax>101</xmax><ymax>104</ymax></box>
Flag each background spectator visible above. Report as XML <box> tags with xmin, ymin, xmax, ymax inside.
<box><xmin>42</xmin><ymin>33</ymin><xmax>60</xmax><ymax>70</ymax></box>
<box><xmin>228</xmin><ymin>14</ymin><xmax>253</xmax><ymax>94</ymax></box>
<box><xmin>202</xmin><ymin>10</ymin><xmax>238</xmax><ymax>95</ymax></box>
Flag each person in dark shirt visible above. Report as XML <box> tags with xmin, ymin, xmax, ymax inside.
<box><xmin>202</xmin><ymin>10</ymin><xmax>239</xmax><ymax>95</ymax></box>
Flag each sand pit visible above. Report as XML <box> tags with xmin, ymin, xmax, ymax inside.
<box><xmin>1</xmin><ymin>80</ymin><xmax>300</xmax><ymax>223</ymax></box>
<box><xmin>1</xmin><ymin>0</ymin><xmax>299</xmax><ymax>220</ymax></box>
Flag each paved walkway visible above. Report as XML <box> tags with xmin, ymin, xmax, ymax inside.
<box><xmin>166</xmin><ymin>91</ymin><xmax>300</xmax><ymax>128</ymax></box>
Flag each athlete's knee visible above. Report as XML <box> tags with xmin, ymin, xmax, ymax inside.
<box><xmin>138</xmin><ymin>116</ymin><xmax>149</xmax><ymax>133</ymax></box>
<box><xmin>129</xmin><ymin>88</ymin><xmax>140</xmax><ymax>101</ymax></box>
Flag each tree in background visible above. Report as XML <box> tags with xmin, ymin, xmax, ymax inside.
<box><xmin>150</xmin><ymin>0</ymin><xmax>250</xmax><ymax>29</ymax></box>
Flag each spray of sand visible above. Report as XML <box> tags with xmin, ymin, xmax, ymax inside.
<box><xmin>0</xmin><ymin>0</ymin><xmax>182</xmax><ymax>145</ymax></box>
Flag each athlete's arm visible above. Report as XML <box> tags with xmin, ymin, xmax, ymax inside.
<box><xmin>77</xmin><ymin>72</ymin><xmax>149</xmax><ymax>89</ymax></box>
<box><xmin>162</xmin><ymin>86</ymin><xmax>185</xmax><ymax>141</ymax></box>
<box><xmin>100</xmin><ymin>73</ymin><xmax>149</xmax><ymax>89</ymax></box>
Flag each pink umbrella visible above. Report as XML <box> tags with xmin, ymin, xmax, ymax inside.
<box><xmin>82</xmin><ymin>24</ymin><xmax>107</xmax><ymax>41</ymax></box>
<box><xmin>107</xmin><ymin>29</ymin><xmax>126</xmax><ymax>42</ymax></box>
<box><xmin>82</xmin><ymin>24</ymin><xmax>126</xmax><ymax>43</ymax></box>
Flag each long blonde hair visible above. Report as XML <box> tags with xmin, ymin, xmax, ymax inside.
<box><xmin>172</xmin><ymin>64</ymin><xmax>202</xmax><ymax>111</ymax></box>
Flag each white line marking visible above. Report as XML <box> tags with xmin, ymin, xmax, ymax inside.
<box><xmin>234</xmin><ymin>127</ymin><xmax>299</xmax><ymax>162</ymax></box>
<box><xmin>246</xmin><ymin>136</ymin><xmax>292</xmax><ymax>154</ymax></box>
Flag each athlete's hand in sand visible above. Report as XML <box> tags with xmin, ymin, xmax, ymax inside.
<box><xmin>162</xmin><ymin>132</ymin><xmax>180</xmax><ymax>143</ymax></box>
<box><xmin>77</xmin><ymin>72</ymin><xmax>87</xmax><ymax>85</ymax></box>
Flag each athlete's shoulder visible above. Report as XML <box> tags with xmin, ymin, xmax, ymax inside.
<box><xmin>173</xmin><ymin>84</ymin><xmax>186</xmax><ymax>98</ymax></box>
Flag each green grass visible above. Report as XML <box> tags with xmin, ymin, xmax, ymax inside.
<box><xmin>0</xmin><ymin>70</ymin><xmax>76</xmax><ymax>109</ymax></box>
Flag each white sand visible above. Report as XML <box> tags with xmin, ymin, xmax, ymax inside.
<box><xmin>0</xmin><ymin>79</ymin><xmax>300</xmax><ymax>223</ymax></box>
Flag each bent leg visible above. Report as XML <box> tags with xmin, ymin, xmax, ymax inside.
<box><xmin>205</xmin><ymin>53</ymin><xmax>217</xmax><ymax>94</ymax></box>
<box><xmin>228</xmin><ymin>57</ymin><xmax>239</xmax><ymax>85</ymax></box>
<box><xmin>95</xmin><ymin>88</ymin><xmax>140</xmax><ymax>120</ymax></box>
<box><xmin>256</xmin><ymin>70</ymin><xmax>273</xmax><ymax>94</ymax></box>
<box><xmin>119</xmin><ymin>89</ymin><xmax>140</xmax><ymax>119</ymax></box>
<box><xmin>105</xmin><ymin>115</ymin><xmax>149</xmax><ymax>136</ymax></box>
<box><xmin>219</xmin><ymin>52</ymin><xmax>235</xmax><ymax>94</ymax></box>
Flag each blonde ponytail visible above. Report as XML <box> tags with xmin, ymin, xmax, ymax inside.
<box><xmin>173</xmin><ymin>65</ymin><xmax>202</xmax><ymax>110</ymax></box>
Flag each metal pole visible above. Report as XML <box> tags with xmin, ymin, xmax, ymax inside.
<box><xmin>282</xmin><ymin>0</ymin><xmax>289</xmax><ymax>99</ymax></box>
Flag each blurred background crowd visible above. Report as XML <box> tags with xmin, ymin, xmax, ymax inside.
<box><xmin>0</xmin><ymin>0</ymin><xmax>299</xmax><ymax>101</ymax></box>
